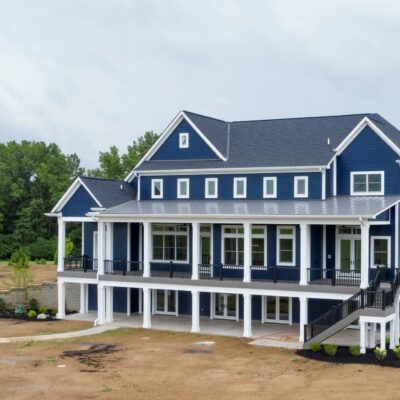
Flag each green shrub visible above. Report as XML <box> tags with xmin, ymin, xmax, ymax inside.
<box><xmin>27</xmin><ymin>309</ymin><xmax>37</xmax><ymax>318</ymax></box>
<box><xmin>348</xmin><ymin>345</ymin><xmax>361</xmax><ymax>357</ymax></box>
<box><xmin>0</xmin><ymin>297</ymin><xmax>5</xmax><ymax>311</ymax></box>
<box><xmin>9</xmin><ymin>249</ymin><xmax>29</xmax><ymax>268</ymax></box>
<box><xmin>310</xmin><ymin>342</ymin><xmax>322</xmax><ymax>352</ymax></box>
<box><xmin>393</xmin><ymin>346</ymin><xmax>400</xmax><ymax>359</ymax></box>
<box><xmin>15</xmin><ymin>304</ymin><xmax>26</xmax><ymax>315</ymax></box>
<box><xmin>39</xmin><ymin>306</ymin><xmax>48</xmax><ymax>314</ymax></box>
<box><xmin>374</xmin><ymin>347</ymin><xmax>387</xmax><ymax>361</ymax></box>
<box><xmin>28</xmin><ymin>298</ymin><xmax>39</xmax><ymax>310</ymax></box>
<box><xmin>54</xmin><ymin>237</ymin><xmax>73</xmax><ymax>264</ymax></box>
<box><xmin>38</xmin><ymin>259</ymin><xmax>47</xmax><ymax>265</ymax></box>
<box><xmin>323</xmin><ymin>344</ymin><xmax>338</xmax><ymax>356</ymax></box>
<box><xmin>27</xmin><ymin>237</ymin><xmax>57</xmax><ymax>261</ymax></box>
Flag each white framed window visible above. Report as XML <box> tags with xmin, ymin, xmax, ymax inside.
<box><xmin>151</xmin><ymin>179</ymin><xmax>163</xmax><ymax>199</ymax></box>
<box><xmin>370</xmin><ymin>236</ymin><xmax>391</xmax><ymax>268</ymax></box>
<box><xmin>263</xmin><ymin>177</ymin><xmax>277</xmax><ymax>198</ymax></box>
<box><xmin>277</xmin><ymin>226</ymin><xmax>296</xmax><ymax>266</ymax></box>
<box><xmin>350</xmin><ymin>171</ymin><xmax>384</xmax><ymax>195</ymax></box>
<box><xmin>179</xmin><ymin>132</ymin><xmax>189</xmax><ymax>148</ymax></box>
<box><xmin>262</xmin><ymin>296</ymin><xmax>292</xmax><ymax>324</ymax></box>
<box><xmin>205</xmin><ymin>178</ymin><xmax>218</xmax><ymax>199</ymax></box>
<box><xmin>294</xmin><ymin>176</ymin><xmax>308</xmax><ymax>198</ymax></box>
<box><xmin>152</xmin><ymin>224</ymin><xmax>189</xmax><ymax>262</ymax></box>
<box><xmin>177</xmin><ymin>178</ymin><xmax>189</xmax><ymax>199</ymax></box>
<box><xmin>233</xmin><ymin>177</ymin><xmax>247</xmax><ymax>198</ymax></box>
<box><xmin>251</xmin><ymin>226</ymin><xmax>267</xmax><ymax>266</ymax></box>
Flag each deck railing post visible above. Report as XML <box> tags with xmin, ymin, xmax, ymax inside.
<box><xmin>169</xmin><ymin>261</ymin><xmax>173</xmax><ymax>278</ymax></box>
<box><xmin>382</xmin><ymin>290</ymin><xmax>386</xmax><ymax>310</ymax></box>
<box><xmin>123</xmin><ymin>259</ymin><xmax>127</xmax><ymax>276</ymax></box>
<box><xmin>220</xmin><ymin>263</ymin><xmax>224</xmax><ymax>281</ymax></box>
<box><xmin>83</xmin><ymin>255</ymin><xmax>87</xmax><ymax>273</ymax></box>
<box><xmin>360</xmin><ymin>289</ymin><xmax>364</xmax><ymax>309</ymax></box>
<box><xmin>332</xmin><ymin>269</ymin><xmax>336</xmax><ymax>286</ymax></box>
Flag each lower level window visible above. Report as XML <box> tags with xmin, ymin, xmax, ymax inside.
<box><xmin>152</xmin><ymin>224</ymin><xmax>188</xmax><ymax>262</ymax></box>
<box><xmin>371</xmin><ymin>236</ymin><xmax>390</xmax><ymax>268</ymax></box>
<box><xmin>263</xmin><ymin>296</ymin><xmax>292</xmax><ymax>324</ymax></box>
<box><xmin>277</xmin><ymin>226</ymin><xmax>295</xmax><ymax>266</ymax></box>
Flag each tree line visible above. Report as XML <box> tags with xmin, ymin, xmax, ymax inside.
<box><xmin>0</xmin><ymin>131</ymin><xmax>159</xmax><ymax>261</ymax></box>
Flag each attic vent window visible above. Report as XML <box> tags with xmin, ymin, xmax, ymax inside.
<box><xmin>179</xmin><ymin>132</ymin><xmax>189</xmax><ymax>148</ymax></box>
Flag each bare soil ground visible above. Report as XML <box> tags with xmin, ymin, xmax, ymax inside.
<box><xmin>0</xmin><ymin>262</ymin><xmax>57</xmax><ymax>290</ymax></box>
<box><xmin>0</xmin><ymin>327</ymin><xmax>399</xmax><ymax>400</ymax></box>
<box><xmin>0</xmin><ymin>319</ymin><xmax>92</xmax><ymax>337</ymax></box>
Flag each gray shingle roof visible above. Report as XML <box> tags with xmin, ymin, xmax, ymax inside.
<box><xmin>99</xmin><ymin>196</ymin><xmax>400</xmax><ymax>219</ymax></box>
<box><xmin>80</xmin><ymin>177</ymin><xmax>135</xmax><ymax>208</ymax></box>
<box><xmin>136</xmin><ymin>112</ymin><xmax>400</xmax><ymax>171</ymax></box>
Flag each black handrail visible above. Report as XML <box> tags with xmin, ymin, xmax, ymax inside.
<box><xmin>64</xmin><ymin>255</ymin><xmax>96</xmax><ymax>272</ymax></box>
<box><xmin>307</xmin><ymin>268</ymin><xmax>361</xmax><ymax>287</ymax></box>
<box><xmin>104</xmin><ymin>259</ymin><xmax>143</xmax><ymax>275</ymax></box>
<box><xmin>150</xmin><ymin>261</ymin><xmax>192</xmax><ymax>279</ymax></box>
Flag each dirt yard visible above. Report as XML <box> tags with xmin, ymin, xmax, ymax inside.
<box><xmin>0</xmin><ymin>327</ymin><xmax>399</xmax><ymax>400</ymax></box>
<box><xmin>0</xmin><ymin>262</ymin><xmax>57</xmax><ymax>290</ymax></box>
<box><xmin>0</xmin><ymin>319</ymin><xmax>92</xmax><ymax>338</ymax></box>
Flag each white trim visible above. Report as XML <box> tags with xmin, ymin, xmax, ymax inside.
<box><xmin>93</xmin><ymin>231</ymin><xmax>98</xmax><ymax>260</ymax></box>
<box><xmin>51</xmin><ymin>177</ymin><xmax>102</xmax><ymax>213</ymax></box>
<box><xmin>294</xmin><ymin>176</ymin><xmax>308</xmax><ymax>198</ymax></box>
<box><xmin>81</xmin><ymin>223</ymin><xmax>85</xmax><ymax>256</ymax></box>
<box><xmin>321</xmin><ymin>169</ymin><xmax>326</xmax><ymax>200</ymax></box>
<box><xmin>177</xmin><ymin>178</ymin><xmax>190</xmax><ymax>199</ymax></box>
<box><xmin>277</xmin><ymin>226</ymin><xmax>296</xmax><ymax>266</ymax></box>
<box><xmin>322</xmin><ymin>225</ymin><xmax>327</xmax><ymax>270</ymax></box>
<box><xmin>221</xmin><ymin>225</ymin><xmax>244</xmax><ymax>265</ymax></box>
<box><xmin>350</xmin><ymin>171</ymin><xmax>384</xmax><ymax>196</ymax></box>
<box><xmin>335</xmin><ymin>116</ymin><xmax>400</xmax><ymax>157</ymax></box>
<box><xmin>263</xmin><ymin>177</ymin><xmax>277</xmax><ymax>199</ymax></box>
<box><xmin>333</xmin><ymin>158</ymin><xmax>337</xmax><ymax>197</ymax></box>
<box><xmin>396</xmin><ymin>203</ymin><xmax>399</xmax><ymax>269</ymax></box>
<box><xmin>179</xmin><ymin>132</ymin><xmax>189</xmax><ymax>148</ymax></box>
<box><xmin>233</xmin><ymin>177</ymin><xmax>247</xmax><ymax>199</ymax></box>
<box><xmin>137</xmin><ymin>175</ymin><xmax>141</xmax><ymax>201</ymax></box>
<box><xmin>370</xmin><ymin>236</ymin><xmax>391</xmax><ymax>269</ymax></box>
<box><xmin>205</xmin><ymin>177</ymin><xmax>218</xmax><ymax>199</ymax></box>
<box><xmin>151</xmin><ymin>178</ymin><xmax>163</xmax><ymax>199</ymax></box>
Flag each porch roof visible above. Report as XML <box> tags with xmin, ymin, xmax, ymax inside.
<box><xmin>98</xmin><ymin>196</ymin><xmax>400</xmax><ymax>220</ymax></box>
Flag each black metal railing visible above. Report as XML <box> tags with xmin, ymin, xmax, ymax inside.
<box><xmin>307</xmin><ymin>268</ymin><xmax>361</xmax><ymax>286</ymax></box>
<box><xmin>251</xmin><ymin>265</ymin><xmax>300</xmax><ymax>283</ymax></box>
<box><xmin>104</xmin><ymin>260</ymin><xmax>143</xmax><ymax>276</ymax></box>
<box><xmin>150</xmin><ymin>261</ymin><xmax>191</xmax><ymax>279</ymax></box>
<box><xmin>198</xmin><ymin>264</ymin><xmax>244</xmax><ymax>281</ymax></box>
<box><xmin>64</xmin><ymin>256</ymin><xmax>97</xmax><ymax>272</ymax></box>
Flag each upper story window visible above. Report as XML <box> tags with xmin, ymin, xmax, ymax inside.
<box><xmin>277</xmin><ymin>226</ymin><xmax>295</xmax><ymax>266</ymax></box>
<box><xmin>371</xmin><ymin>236</ymin><xmax>391</xmax><ymax>268</ymax></box>
<box><xmin>152</xmin><ymin>224</ymin><xmax>189</xmax><ymax>262</ymax></box>
<box><xmin>205</xmin><ymin>178</ymin><xmax>218</xmax><ymax>199</ymax></box>
<box><xmin>294</xmin><ymin>176</ymin><xmax>308</xmax><ymax>198</ymax></box>
<box><xmin>350</xmin><ymin>171</ymin><xmax>384</xmax><ymax>195</ymax></box>
<box><xmin>234</xmin><ymin>177</ymin><xmax>247</xmax><ymax>199</ymax></box>
<box><xmin>263</xmin><ymin>177</ymin><xmax>277</xmax><ymax>198</ymax></box>
<box><xmin>179</xmin><ymin>132</ymin><xmax>189</xmax><ymax>148</ymax></box>
<box><xmin>177</xmin><ymin>178</ymin><xmax>189</xmax><ymax>199</ymax></box>
<box><xmin>151</xmin><ymin>179</ymin><xmax>163</xmax><ymax>199</ymax></box>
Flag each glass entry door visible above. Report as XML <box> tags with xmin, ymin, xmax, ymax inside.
<box><xmin>214</xmin><ymin>293</ymin><xmax>237</xmax><ymax>320</ymax></box>
<box><xmin>154</xmin><ymin>290</ymin><xmax>177</xmax><ymax>315</ymax></box>
<box><xmin>263</xmin><ymin>296</ymin><xmax>292</xmax><ymax>324</ymax></box>
<box><xmin>338</xmin><ymin>238</ymin><xmax>361</xmax><ymax>273</ymax></box>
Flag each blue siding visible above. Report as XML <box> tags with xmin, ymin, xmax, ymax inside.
<box><xmin>337</xmin><ymin>126</ymin><xmax>400</xmax><ymax>195</ymax></box>
<box><xmin>326</xmin><ymin>225</ymin><xmax>336</xmax><ymax>269</ymax></box>
<box><xmin>130</xmin><ymin>223</ymin><xmax>140</xmax><ymax>262</ymax></box>
<box><xmin>308</xmin><ymin>299</ymin><xmax>341</xmax><ymax>322</ymax></box>
<box><xmin>141</xmin><ymin>172</ymin><xmax>322</xmax><ymax>200</ymax></box>
<box><xmin>61</xmin><ymin>185</ymin><xmax>98</xmax><ymax>217</ymax></box>
<box><xmin>88</xmin><ymin>284</ymin><xmax>98</xmax><ymax>311</ymax></box>
<box><xmin>113</xmin><ymin>223</ymin><xmax>127</xmax><ymax>260</ymax></box>
<box><xmin>151</xmin><ymin>119</ymin><xmax>218</xmax><ymax>161</ymax></box>
<box><xmin>83</xmin><ymin>222</ymin><xmax>97</xmax><ymax>257</ymax></box>
<box><xmin>326</xmin><ymin>166</ymin><xmax>332</xmax><ymax>198</ymax></box>
<box><xmin>311</xmin><ymin>225</ymin><xmax>322</xmax><ymax>269</ymax></box>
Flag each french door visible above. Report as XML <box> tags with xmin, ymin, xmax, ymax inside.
<box><xmin>212</xmin><ymin>293</ymin><xmax>238</xmax><ymax>320</ymax></box>
<box><xmin>262</xmin><ymin>296</ymin><xmax>292</xmax><ymax>324</ymax></box>
<box><xmin>153</xmin><ymin>290</ymin><xmax>178</xmax><ymax>316</ymax></box>
<box><xmin>337</xmin><ymin>238</ymin><xmax>361</xmax><ymax>273</ymax></box>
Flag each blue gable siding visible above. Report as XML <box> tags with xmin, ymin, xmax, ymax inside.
<box><xmin>325</xmin><ymin>167</ymin><xmax>332</xmax><ymax>198</ymax></box>
<box><xmin>141</xmin><ymin>172</ymin><xmax>322</xmax><ymax>200</ymax></box>
<box><xmin>151</xmin><ymin>119</ymin><xmax>218</xmax><ymax>161</ymax></box>
<box><xmin>113</xmin><ymin>223</ymin><xmax>127</xmax><ymax>260</ymax></box>
<box><xmin>337</xmin><ymin>126</ymin><xmax>400</xmax><ymax>195</ymax></box>
<box><xmin>61</xmin><ymin>185</ymin><xmax>98</xmax><ymax>217</ymax></box>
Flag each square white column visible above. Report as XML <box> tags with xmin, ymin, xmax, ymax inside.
<box><xmin>390</xmin><ymin>320</ymin><xmax>395</xmax><ymax>350</ymax></box>
<box><xmin>143</xmin><ymin>288</ymin><xmax>152</xmax><ymax>328</ymax></box>
<box><xmin>97</xmin><ymin>284</ymin><xmax>106</xmax><ymax>325</ymax></box>
<box><xmin>143</xmin><ymin>222</ymin><xmax>151</xmax><ymax>278</ymax></box>
<box><xmin>243</xmin><ymin>293</ymin><xmax>252</xmax><ymax>338</ymax></box>
<box><xmin>300</xmin><ymin>224</ymin><xmax>310</xmax><ymax>285</ymax></box>
<box><xmin>105</xmin><ymin>286</ymin><xmax>114</xmax><ymax>323</ymax></box>
<box><xmin>360</xmin><ymin>223</ymin><xmax>370</xmax><ymax>289</ymax></box>
<box><xmin>299</xmin><ymin>297</ymin><xmax>308</xmax><ymax>342</ymax></box>
<box><xmin>360</xmin><ymin>321</ymin><xmax>366</xmax><ymax>354</ymax></box>
<box><xmin>191</xmin><ymin>290</ymin><xmax>200</xmax><ymax>333</ymax></box>
<box><xmin>97</xmin><ymin>221</ymin><xmax>105</xmax><ymax>275</ymax></box>
<box><xmin>243</xmin><ymin>223</ymin><xmax>252</xmax><ymax>283</ymax></box>
<box><xmin>127</xmin><ymin>288</ymin><xmax>131</xmax><ymax>317</ymax></box>
<box><xmin>79</xmin><ymin>283</ymin><xmax>86</xmax><ymax>314</ymax></box>
<box><xmin>368</xmin><ymin>322</ymin><xmax>376</xmax><ymax>349</ymax></box>
<box><xmin>380</xmin><ymin>321</ymin><xmax>386</xmax><ymax>351</ymax></box>
<box><xmin>192</xmin><ymin>222</ymin><xmax>199</xmax><ymax>280</ymax></box>
<box><xmin>57</xmin><ymin>281</ymin><xmax>66</xmax><ymax>319</ymax></box>
<box><xmin>57</xmin><ymin>218</ymin><xmax>66</xmax><ymax>272</ymax></box>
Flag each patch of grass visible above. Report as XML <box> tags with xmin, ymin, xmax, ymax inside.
<box><xmin>101</xmin><ymin>386</ymin><xmax>113</xmax><ymax>393</ymax></box>
<box><xmin>291</xmin><ymin>357</ymin><xmax>306</xmax><ymax>363</ymax></box>
<box><xmin>47</xmin><ymin>355</ymin><xmax>57</xmax><ymax>364</ymax></box>
<box><xmin>97</xmin><ymin>328</ymin><xmax>132</xmax><ymax>337</ymax></box>
<box><xmin>20</xmin><ymin>339</ymin><xmax>34</xmax><ymax>348</ymax></box>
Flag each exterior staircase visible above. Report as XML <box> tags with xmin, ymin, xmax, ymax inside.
<box><xmin>303</xmin><ymin>267</ymin><xmax>400</xmax><ymax>348</ymax></box>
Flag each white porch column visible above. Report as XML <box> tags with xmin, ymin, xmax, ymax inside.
<box><xmin>57</xmin><ymin>218</ymin><xmax>66</xmax><ymax>272</ymax></box>
<box><xmin>191</xmin><ymin>290</ymin><xmax>200</xmax><ymax>333</ymax></box>
<box><xmin>143</xmin><ymin>288</ymin><xmax>152</xmax><ymax>328</ymax></box>
<box><xmin>380</xmin><ymin>321</ymin><xmax>386</xmax><ymax>351</ymax></box>
<box><xmin>390</xmin><ymin>320</ymin><xmax>395</xmax><ymax>350</ymax></box>
<box><xmin>300</xmin><ymin>224</ymin><xmax>310</xmax><ymax>285</ymax></box>
<box><xmin>79</xmin><ymin>283</ymin><xmax>87</xmax><ymax>314</ymax></box>
<box><xmin>243</xmin><ymin>293</ymin><xmax>252</xmax><ymax>338</ymax></box>
<box><xmin>139</xmin><ymin>289</ymin><xmax>143</xmax><ymax>314</ymax></box>
<box><xmin>97</xmin><ymin>284</ymin><xmax>106</xmax><ymax>325</ymax></box>
<box><xmin>57</xmin><ymin>281</ymin><xmax>66</xmax><ymax>319</ymax></box>
<box><xmin>192</xmin><ymin>222</ymin><xmax>199</xmax><ymax>280</ymax></box>
<box><xmin>368</xmin><ymin>323</ymin><xmax>376</xmax><ymax>349</ymax></box>
<box><xmin>299</xmin><ymin>297</ymin><xmax>308</xmax><ymax>342</ymax></box>
<box><xmin>360</xmin><ymin>321</ymin><xmax>367</xmax><ymax>354</ymax></box>
<box><xmin>97</xmin><ymin>221</ymin><xmax>105</xmax><ymax>275</ymax></box>
<box><xmin>243</xmin><ymin>223</ymin><xmax>252</xmax><ymax>283</ymax></box>
<box><xmin>127</xmin><ymin>288</ymin><xmax>131</xmax><ymax>317</ymax></box>
<box><xmin>395</xmin><ymin>299</ymin><xmax>400</xmax><ymax>346</ymax></box>
<box><xmin>105</xmin><ymin>286</ymin><xmax>114</xmax><ymax>323</ymax></box>
<box><xmin>360</xmin><ymin>223</ymin><xmax>370</xmax><ymax>289</ymax></box>
<box><xmin>143</xmin><ymin>222</ymin><xmax>151</xmax><ymax>278</ymax></box>
<box><xmin>105</xmin><ymin>222</ymin><xmax>114</xmax><ymax>260</ymax></box>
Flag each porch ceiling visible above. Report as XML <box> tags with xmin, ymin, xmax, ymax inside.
<box><xmin>97</xmin><ymin>196</ymin><xmax>400</xmax><ymax>220</ymax></box>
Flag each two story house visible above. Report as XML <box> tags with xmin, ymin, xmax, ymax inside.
<box><xmin>47</xmin><ymin>110</ymin><xmax>400</xmax><ymax>352</ymax></box>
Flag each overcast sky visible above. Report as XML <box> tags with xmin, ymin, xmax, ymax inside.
<box><xmin>0</xmin><ymin>0</ymin><xmax>399</xmax><ymax>169</ymax></box>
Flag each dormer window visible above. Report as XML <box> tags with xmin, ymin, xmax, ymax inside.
<box><xmin>179</xmin><ymin>132</ymin><xmax>189</xmax><ymax>148</ymax></box>
<box><xmin>234</xmin><ymin>177</ymin><xmax>247</xmax><ymax>199</ymax></box>
<box><xmin>151</xmin><ymin>179</ymin><xmax>163</xmax><ymax>199</ymax></box>
<box><xmin>294</xmin><ymin>176</ymin><xmax>308</xmax><ymax>198</ymax></box>
<box><xmin>351</xmin><ymin>171</ymin><xmax>384</xmax><ymax>195</ymax></box>
<box><xmin>205</xmin><ymin>178</ymin><xmax>218</xmax><ymax>199</ymax></box>
<box><xmin>177</xmin><ymin>178</ymin><xmax>189</xmax><ymax>199</ymax></box>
